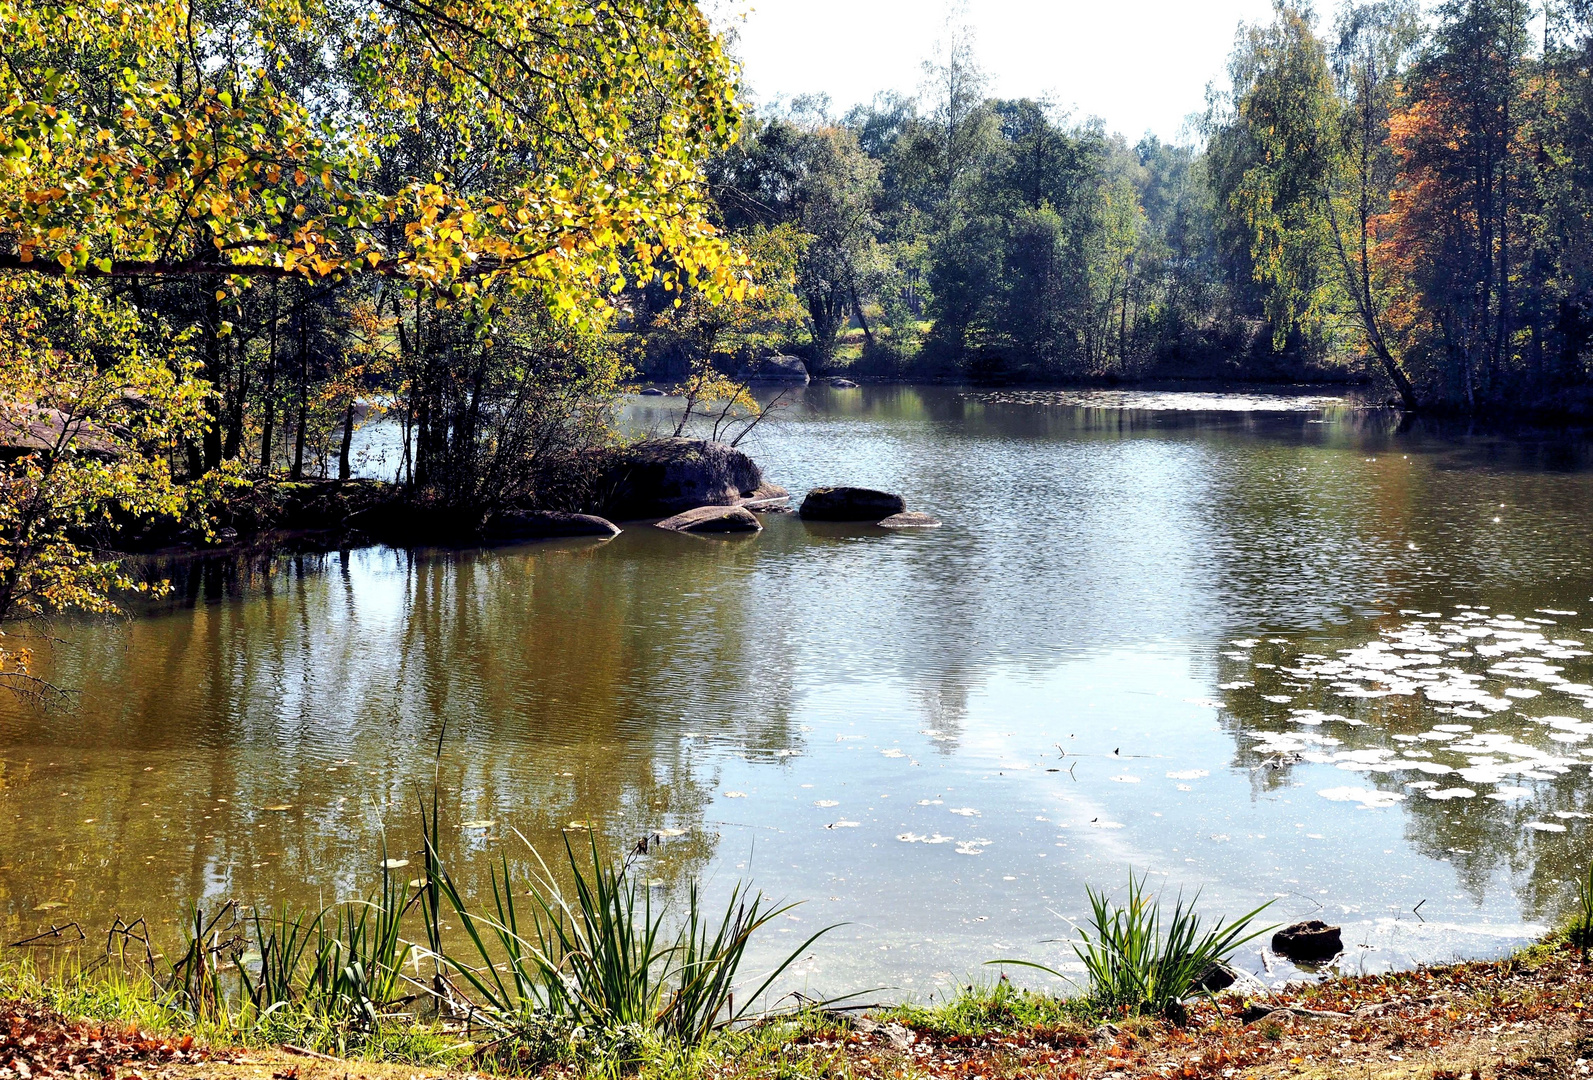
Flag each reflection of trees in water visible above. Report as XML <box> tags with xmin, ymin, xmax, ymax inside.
<box><xmin>7</xmin><ymin>391</ymin><xmax>1593</xmax><ymax>938</ymax></box>
<box><xmin>914</xmin><ymin>680</ymin><xmax>970</xmax><ymax>750</ymax></box>
<box><xmin>1211</xmin><ymin>622</ymin><xmax>1593</xmax><ymax>925</ymax></box>
<box><xmin>0</xmin><ymin>536</ymin><xmax>825</xmax><ymax>934</ymax></box>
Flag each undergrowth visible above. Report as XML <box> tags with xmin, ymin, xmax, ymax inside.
<box><xmin>878</xmin><ymin>978</ymin><xmax>1093</xmax><ymax>1039</ymax></box>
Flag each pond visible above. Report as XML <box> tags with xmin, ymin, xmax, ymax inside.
<box><xmin>2</xmin><ymin>385</ymin><xmax>1593</xmax><ymax>1002</ymax></box>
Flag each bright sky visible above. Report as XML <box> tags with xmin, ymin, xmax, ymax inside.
<box><xmin>718</xmin><ymin>0</ymin><xmax>1283</xmax><ymax>143</ymax></box>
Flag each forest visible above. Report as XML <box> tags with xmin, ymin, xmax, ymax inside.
<box><xmin>1</xmin><ymin>0</ymin><xmax>1592</xmax><ymax>658</ymax></box>
<box><xmin>10</xmin><ymin>3</ymin><xmax>1593</xmax><ymax>1074</ymax></box>
<box><xmin>696</xmin><ymin>0</ymin><xmax>1593</xmax><ymax>416</ymax></box>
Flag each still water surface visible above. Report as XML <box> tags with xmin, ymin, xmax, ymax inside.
<box><xmin>3</xmin><ymin>386</ymin><xmax>1593</xmax><ymax>999</ymax></box>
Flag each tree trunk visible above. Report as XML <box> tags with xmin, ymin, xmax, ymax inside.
<box><xmin>260</xmin><ymin>290</ymin><xmax>278</xmax><ymax>474</ymax></box>
<box><xmin>849</xmin><ymin>280</ymin><xmax>874</xmax><ymax>347</ymax></box>
<box><xmin>201</xmin><ymin>290</ymin><xmax>225</xmax><ymax>472</ymax></box>
<box><xmin>223</xmin><ymin>333</ymin><xmax>248</xmax><ymax>461</ymax></box>
<box><xmin>338</xmin><ymin>399</ymin><xmax>355</xmax><ymax>481</ymax></box>
<box><xmin>291</xmin><ymin>312</ymin><xmax>308</xmax><ymax>481</ymax></box>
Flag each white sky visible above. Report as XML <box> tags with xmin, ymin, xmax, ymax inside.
<box><xmin>719</xmin><ymin>0</ymin><xmax>1284</xmax><ymax>143</ymax></box>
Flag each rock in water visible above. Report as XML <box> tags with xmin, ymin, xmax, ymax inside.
<box><xmin>738</xmin><ymin>482</ymin><xmax>791</xmax><ymax>511</ymax></box>
<box><xmin>598</xmin><ymin>438</ymin><xmax>766</xmax><ymax>519</ymax></box>
<box><xmin>638</xmin><ymin>387</ymin><xmax>667</xmax><ymax>396</ymax></box>
<box><xmin>800</xmin><ymin>486</ymin><xmax>907</xmax><ymax>521</ymax></box>
<box><xmin>737</xmin><ymin>355</ymin><xmax>810</xmax><ymax>383</ymax></box>
<box><xmin>655</xmin><ymin>505</ymin><xmax>763</xmax><ymax>533</ymax></box>
<box><xmin>829</xmin><ymin>378</ymin><xmax>859</xmax><ymax>388</ymax></box>
<box><xmin>1192</xmin><ymin>961</ymin><xmax>1238</xmax><ymax>993</ymax></box>
<box><xmin>486</xmin><ymin>510</ymin><xmax>621</xmax><ymax>540</ymax></box>
<box><xmin>878</xmin><ymin>511</ymin><xmax>941</xmax><ymax>528</ymax></box>
<box><xmin>1271</xmin><ymin>920</ymin><xmax>1343</xmax><ymax>963</ymax></box>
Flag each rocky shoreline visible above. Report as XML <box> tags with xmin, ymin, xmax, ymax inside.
<box><xmin>113</xmin><ymin>438</ymin><xmax>940</xmax><ymax>560</ymax></box>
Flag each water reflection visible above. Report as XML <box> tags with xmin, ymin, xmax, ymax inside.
<box><xmin>2</xmin><ymin>386</ymin><xmax>1592</xmax><ymax>993</ymax></box>
<box><xmin>1214</xmin><ymin>608</ymin><xmax>1593</xmax><ymax>920</ymax></box>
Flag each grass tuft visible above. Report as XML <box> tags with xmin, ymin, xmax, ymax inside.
<box><xmin>417</xmin><ymin>798</ymin><xmax>836</xmax><ymax>1062</ymax></box>
<box><xmin>991</xmin><ymin>870</ymin><xmax>1274</xmax><ymax>1021</ymax></box>
<box><xmin>1571</xmin><ymin>860</ymin><xmax>1593</xmax><ymax>959</ymax></box>
<box><xmin>879</xmin><ymin>978</ymin><xmax>1092</xmax><ymax>1039</ymax></box>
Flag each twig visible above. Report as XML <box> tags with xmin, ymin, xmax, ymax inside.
<box><xmin>10</xmin><ymin>923</ymin><xmax>86</xmax><ymax>947</ymax></box>
<box><xmin>282</xmin><ymin>1044</ymin><xmax>340</xmax><ymax>1061</ymax></box>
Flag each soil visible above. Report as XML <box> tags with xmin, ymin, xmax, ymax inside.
<box><xmin>4</xmin><ymin>944</ymin><xmax>1592</xmax><ymax>1080</ymax></box>
<box><xmin>844</xmin><ymin>944</ymin><xmax>1592</xmax><ymax>1079</ymax></box>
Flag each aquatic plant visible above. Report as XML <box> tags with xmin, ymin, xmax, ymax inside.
<box><xmin>4</xmin><ymin>787</ymin><xmax>832</xmax><ymax>1060</ymax></box>
<box><xmin>169</xmin><ymin>902</ymin><xmax>243</xmax><ymax>1022</ymax></box>
<box><xmin>1572</xmin><ymin>861</ymin><xmax>1593</xmax><ymax>960</ymax></box>
<box><xmin>417</xmin><ymin>795</ymin><xmax>833</xmax><ymax>1054</ymax></box>
<box><xmin>238</xmin><ymin>903</ymin><xmax>319</xmax><ymax>1015</ymax></box>
<box><xmin>993</xmin><ymin>870</ymin><xmax>1273</xmax><ymax>1019</ymax></box>
<box><xmin>234</xmin><ymin>858</ymin><xmax>412</xmax><ymax>1051</ymax></box>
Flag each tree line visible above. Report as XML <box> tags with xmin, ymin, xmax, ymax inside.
<box><xmin>2</xmin><ymin>0</ymin><xmax>1592</xmax><ymax>681</ymax></box>
<box><xmin>675</xmin><ymin>0</ymin><xmax>1593</xmax><ymax>414</ymax></box>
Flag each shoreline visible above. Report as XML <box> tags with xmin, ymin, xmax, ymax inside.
<box><xmin>109</xmin><ymin>389</ymin><xmax>1593</xmax><ymax>565</ymax></box>
<box><xmin>3</xmin><ymin>935</ymin><xmax>1588</xmax><ymax>1079</ymax></box>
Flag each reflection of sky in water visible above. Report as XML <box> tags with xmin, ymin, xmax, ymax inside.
<box><xmin>2</xmin><ymin>387</ymin><xmax>1592</xmax><ymax>1000</ymax></box>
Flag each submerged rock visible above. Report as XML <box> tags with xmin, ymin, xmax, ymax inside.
<box><xmin>800</xmin><ymin>486</ymin><xmax>907</xmax><ymax>521</ymax></box>
<box><xmin>878</xmin><ymin>511</ymin><xmax>941</xmax><ymax>528</ymax></box>
<box><xmin>655</xmin><ymin>505</ymin><xmax>762</xmax><ymax>533</ymax></box>
<box><xmin>738</xmin><ymin>482</ymin><xmax>791</xmax><ymax>510</ymax></box>
<box><xmin>737</xmin><ymin>354</ymin><xmax>810</xmax><ymax>383</ymax></box>
<box><xmin>830</xmin><ymin>378</ymin><xmax>859</xmax><ymax>388</ymax></box>
<box><xmin>639</xmin><ymin>387</ymin><xmax>667</xmax><ymax>397</ymax></box>
<box><xmin>485</xmin><ymin>510</ymin><xmax>621</xmax><ymax>541</ymax></box>
<box><xmin>1272</xmin><ymin>920</ymin><xmax>1343</xmax><ymax>963</ymax></box>
<box><xmin>595</xmin><ymin>438</ymin><xmax>766</xmax><ymax>519</ymax></box>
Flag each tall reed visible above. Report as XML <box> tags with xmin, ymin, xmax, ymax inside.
<box><xmin>994</xmin><ymin>870</ymin><xmax>1273</xmax><ymax>1018</ymax></box>
<box><xmin>235</xmin><ymin>859</ymin><xmax>412</xmax><ymax>1047</ymax></box>
<box><xmin>417</xmin><ymin>793</ymin><xmax>833</xmax><ymax>1049</ymax></box>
